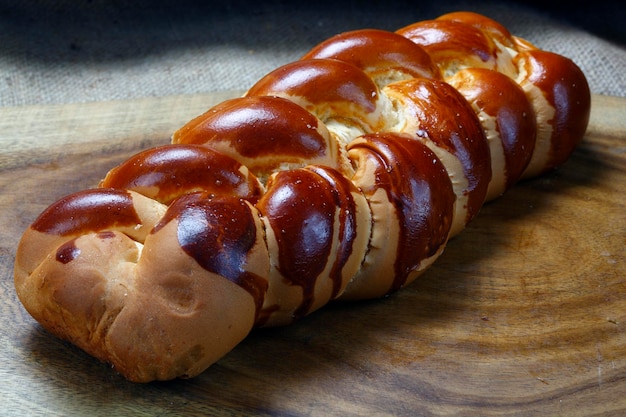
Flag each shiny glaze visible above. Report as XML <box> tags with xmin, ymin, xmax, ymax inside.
<box><xmin>56</xmin><ymin>238</ymin><xmax>80</xmax><ymax>264</ymax></box>
<box><xmin>385</xmin><ymin>78</ymin><xmax>491</xmax><ymax>223</ymax></box>
<box><xmin>173</xmin><ymin>96</ymin><xmax>334</xmax><ymax>176</ymax></box>
<box><xmin>348</xmin><ymin>133</ymin><xmax>455</xmax><ymax>292</ymax></box>
<box><xmin>447</xmin><ymin>67</ymin><xmax>537</xmax><ymax>189</ymax></box>
<box><xmin>516</xmin><ymin>50</ymin><xmax>591</xmax><ymax>171</ymax></box>
<box><xmin>246</xmin><ymin>59</ymin><xmax>379</xmax><ymax>126</ymax></box>
<box><xmin>31</xmin><ymin>189</ymin><xmax>141</xmax><ymax>236</ymax></box>
<box><xmin>299</xmin><ymin>165</ymin><xmax>361</xmax><ymax>299</ymax></box>
<box><xmin>100</xmin><ymin>144</ymin><xmax>263</xmax><ymax>204</ymax></box>
<box><xmin>436</xmin><ymin>11</ymin><xmax>515</xmax><ymax>48</ymax></box>
<box><xmin>256</xmin><ymin>166</ymin><xmax>359</xmax><ymax>320</ymax></box>
<box><xmin>15</xmin><ymin>11</ymin><xmax>595</xmax><ymax>384</ymax></box>
<box><xmin>301</xmin><ymin>29</ymin><xmax>441</xmax><ymax>81</ymax></box>
<box><xmin>153</xmin><ymin>193</ymin><xmax>268</xmax><ymax>314</ymax></box>
<box><xmin>397</xmin><ymin>19</ymin><xmax>498</xmax><ymax>71</ymax></box>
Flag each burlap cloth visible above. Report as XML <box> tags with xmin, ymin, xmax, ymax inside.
<box><xmin>1</xmin><ymin>0</ymin><xmax>624</xmax><ymax>107</ymax></box>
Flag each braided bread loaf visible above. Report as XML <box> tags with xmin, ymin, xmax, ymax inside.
<box><xmin>14</xmin><ymin>12</ymin><xmax>590</xmax><ymax>382</ymax></box>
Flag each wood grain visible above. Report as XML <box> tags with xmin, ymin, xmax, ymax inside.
<box><xmin>0</xmin><ymin>93</ymin><xmax>624</xmax><ymax>416</ymax></box>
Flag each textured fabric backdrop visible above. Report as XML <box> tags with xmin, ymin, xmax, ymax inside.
<box><xmin>1</xmin><ymin>0</ymin><xmax>624</xmax><ymax>107</ymax></box>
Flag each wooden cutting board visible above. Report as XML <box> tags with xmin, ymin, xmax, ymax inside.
<box><xmin>0</xmin><ymin>92</ymin><xmax>624</xmax><ymax>416</ymax></box>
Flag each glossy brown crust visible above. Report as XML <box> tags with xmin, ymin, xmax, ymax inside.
<box><xmin>14</xmin><ymin>190</ymin><xmax>166</xmax><ymax>293</ymax></box>
<box><xmin>246</xmin><ymin>59</ymin><xmax>382</xmax><ymax>130</ymax></box>
<box><xmin>100</xmin><ymin>144</ymin><xmax>264</xmax><ymax>204</ymax></box>
<box><xmin>256</xmin><ymin>166</ymin><xmax>360</xmax><ymax>321</ymax></box>
<box><xmin>436</xmin><ymin>11</ymin><xmax>516</xmax><ymax>48</ymax></box>
<box><xmin>31</xmin><ymin>188</ymin><xmax>141</xmax><ymax>236</ymax></box>
<box><xmin>153</xmin><ymin>193</ymin><xmax>269</xmax><ymax>317</ymax></box>
<box><xmin>346</xmin><ymin>133</ymin><xmax>455</xmax><ymax>295</ymax></box>
<box><xmin>14</xmin><ymin>11</ymin><xmax>591</xmax><ymax>382</ymax></box>
<box><xmin>447</xmin><ymin>67</ymin><xmax>537</xmax><ymax>192</ymax></box>
<box><xmin>397</xmin><ymin>19</ymin><xmax>499</xmax><ymax>71</ymax></box>
<box><xmin>515</xmin><ymin>50</ymin><xmax>591</xmax><ymax>176</ymax></box>
<box><xmin>17</xmin><ymin>193</ymin><xmax>268</xmax><ymax>382</ymax></box>
<box><xmin>305</xmin><ymin>165</ymin><xmax>364</xmax><ymax>296</ymax></box>
<box><xmin>172</xmin><ymin>96</ymin><xmax>339</xmax><ymax>178</ymax></box>
<box><xmin>112</xmin><ymin>215</ymin><xmax>265</xmax><ymax>381</ymax></box>
<box><xmin>301</xmin><ymin>29</ymin><xmax>441</xmax><ymax>82</ymax></box>
<box><xmin>385</xmin><ymin>78</ymin><xmax>491</xmax><ymax>225</ymax></box>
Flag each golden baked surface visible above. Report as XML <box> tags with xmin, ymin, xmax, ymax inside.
<box><xmin>14</xmin><ymin>11</ymin><xmax>590</xmax><ymax>382</ymax></box>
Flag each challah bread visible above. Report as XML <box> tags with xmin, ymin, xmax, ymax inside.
<box><xmin>14</xmin><ymin>12</ymin><xmax>590</xmax><ymax>382</ymax></box>
<box><xmin>397</xmin><ymin>11</ymin><xmax>591</xmax><ymax>180</ymax></box>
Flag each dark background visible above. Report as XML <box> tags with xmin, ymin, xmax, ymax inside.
<box><xmin>1</xmin><ymin>0</ymin><xmax>623</xmax><ymax>106</ymax></box>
